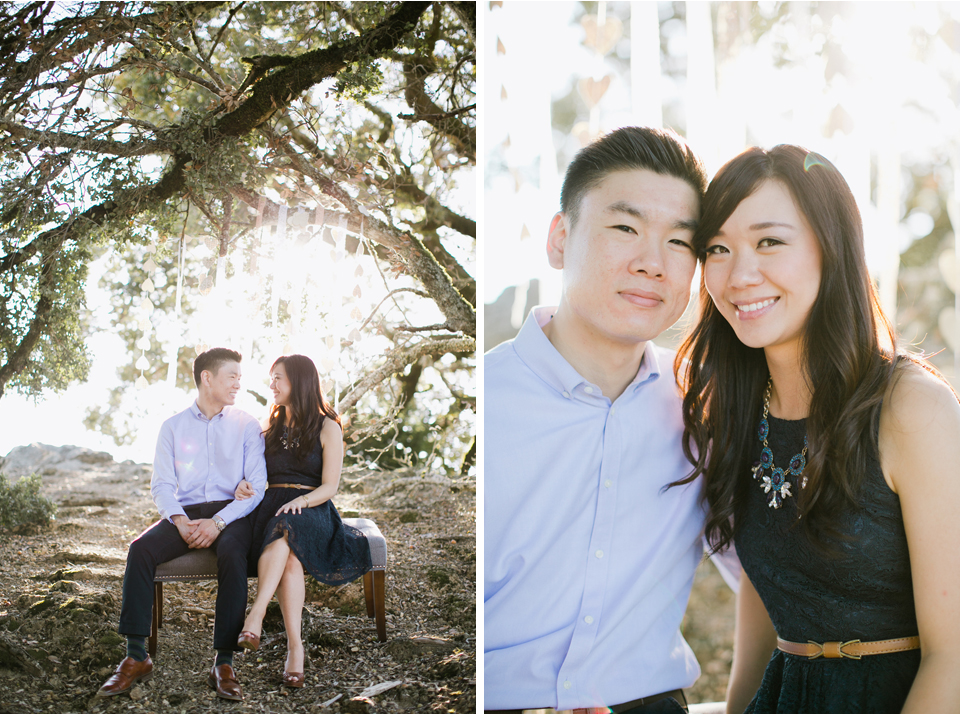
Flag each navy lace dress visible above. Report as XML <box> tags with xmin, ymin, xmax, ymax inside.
<box><xmin>735</xmin><ymin>415</ymin><xmax>920</xmax><ymax>712</ymax></box>
<box><xmin>248</xmin><ymin>432</ymin><xmax>372</xmax><ymax>585</ymax></box>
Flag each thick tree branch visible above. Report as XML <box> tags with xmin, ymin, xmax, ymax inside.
<box><xmin>0</xmin><ymin>250</ymin><xmax>55</xmax><ymax>398</ymax></box>
<box><xmin>277</xmin><ymin>121</ymin><xmax>475</xmax><ymax>305</ymax></box>
<box><xmin>402</xmin><ymin>57</ymin><xmax>475</xmax><ymax>161</ymax></box>
<box><xmin>212</xmin><ymin>2</ymin><xmax>430</xmax><ymax>138</ymax></box>
<box><xmin>0</xmin><ymin>119</ymin><xmax>166</xmax><ymax>157</ymax></box>
<box><xmin>448</xmin><ymin>2</ymin><xmax>476</xmax><ymax>44</ymax></box>
<box><xmin>228</xmin><ymin>184</ymin><xmax>475</xmax><ymax>335</ymax></box>
<box><xmin>1</xmin><ymin>3</ymin><xmax>430</xmax><ymax>276</ymax></box>
<box><xmin>339</xmin><ymin>336</ymin><xmax>474</xmax><ymax>412</ymax></box>
<box><xmin>283</xmin><ymin>119</ymin><xmax>476</xmax><ymax>239</ymax></box>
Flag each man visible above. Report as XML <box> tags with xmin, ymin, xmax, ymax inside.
<box><xmin>98</xmin><ymin>347</ymin><xmax>267</xmax><ymax>701</ymax></box>
<box><xmin>485</xmin><ymin>127</ymin><xmax>738</xmax><ymax>714</ymax></box>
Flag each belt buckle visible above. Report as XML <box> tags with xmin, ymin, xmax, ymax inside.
<box><xmin>807</xmin><ymin>638</ymin><xmax>862</xmax><ymax>660</ymax></box>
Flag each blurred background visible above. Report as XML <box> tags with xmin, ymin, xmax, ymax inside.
<box><xmin>484</xmin><ymin>0</ymin><xmax>960</xmax><ymax>390</ymax></box>
<box><xmin>484</xmin><ymin>0</ymin><xmax>960</xmax><ymax>702</ymax></box>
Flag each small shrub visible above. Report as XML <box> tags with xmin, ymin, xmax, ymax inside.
<box><xmin>0</xmin><ymin>472</ymin><xmax>57</xmax><ymax>532</ymax></box>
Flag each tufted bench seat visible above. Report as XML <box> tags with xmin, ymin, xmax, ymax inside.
<box><xmin>148</xmin><ymin>517</ymin><xmax>387</xmax><ymax>657</ymax></box>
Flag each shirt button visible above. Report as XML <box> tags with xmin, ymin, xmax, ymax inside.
<box><xmin>610</xmin><ymin>406</ymin><xmax>616</xmax><ymax>415</ymax></box>
<box><xmin>595</xmin><ymin>550</ymin><xmax>603</xmax><ymax>559</ymax></box>
<box><xmin>563</xmin><ymin>681</ymin><xmax>572</xmax><ymax>690</ymax></box>
<box><xmin>604</xmin><ymin>479</ymin><xmax>612</xmax><ymax>488</ymax></box>
<box><xmin>584</xmin><ymin>615</ymin><xmax>594</xmax><ymax>624</ymax></box>
<box><xmin>583</xmin><ymin>386</ymin><xmax>594</xmax><ymax>394</ymax></box>
<box><xmin>562</xmin><ymin>391</ymin><xmax>571</xmax><ymax>399</ymax></box>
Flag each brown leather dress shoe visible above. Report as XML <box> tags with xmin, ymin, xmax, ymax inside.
<box><xmin>97</xmin><ymin>656</ymin><xmax>153</xmax><ymax>697</ymax></box>
<box><xmin>208</xmin><ymin>663</ymin><xmax>243</xmax><ymax>701</ymax></box>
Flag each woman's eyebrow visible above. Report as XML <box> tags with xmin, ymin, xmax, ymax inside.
<box><xmin>749</xmin><ymin>221</ymin><xmax>795</xmax><ymax>231</ymax></box>
<box><xmin>715</xmin><ymin>220</ymin><xmax>796</xmax><ymax>237</ymax></box>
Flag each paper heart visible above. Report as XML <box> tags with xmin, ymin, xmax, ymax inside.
<box><xmin>578</xmin><ymin>75</ymin><xmax>612</xmax><ymax>109</ymax></box>
<box><xmin>581</xmin><ymin>15</ymin><xmax>623</xmax><ymax>55</ymax></box>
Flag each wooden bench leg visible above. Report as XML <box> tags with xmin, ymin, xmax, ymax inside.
<box><xmin>149</xmin><ymin>582</ymin><xmax>161</xmax><ymax>658</ymax></box>
<box><xmin>373</xmin><ymin>570</ymin><xmax>386</xmax><ymax>643</ymax></box>
<box><xmin>362</xmin><ymin>572</ymin><xmax>375</xmax><ymax>617</ymax></box>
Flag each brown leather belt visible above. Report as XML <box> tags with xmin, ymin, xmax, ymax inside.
<box><xmin>777</xmin><ymin>636</ymin><xmax>920</xmax><ymax>660</ymax></box>
<box><xmin>485</xmin><ymin>688</ymin><xmax>687</xmax><ymax>714</ymax></box>
<box><xmin>267</xmin><ymin>483</ymin><xmax>314</xmax><ymax>490</ymax></box>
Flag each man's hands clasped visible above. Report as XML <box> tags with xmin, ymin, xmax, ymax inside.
<box><xmin>172</xmin><ymin>514</ymin><xmax>222</xmax><ymax>548</ymax></box>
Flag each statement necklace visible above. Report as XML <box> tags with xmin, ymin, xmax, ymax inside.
<box><xmin>281</xmin><ymin>425</ymin><xmax>300</xmax><ymax>451</ymax></box>
<box><xmin>751</xmin><ymin>378</ymin><xmax>809</xmax><ymax>509</ymax></box>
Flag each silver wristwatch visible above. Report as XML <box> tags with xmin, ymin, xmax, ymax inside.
<box><xmin>213</xmin><ymin>515</ymin><xmax>226</xmax><ymax>532</ymax></box>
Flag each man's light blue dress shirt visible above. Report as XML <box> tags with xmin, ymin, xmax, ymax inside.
<box><xmin>151</xmin><ymin>401</ymin><xmax>267</xmax><ymax>525</ymax></box>
<box><xmin>484</xmin><ymin>306</ymin><xmax>738</xmax><ymax>710</ymax></box>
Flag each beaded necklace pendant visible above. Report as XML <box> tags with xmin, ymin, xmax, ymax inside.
<box><xmin>750</xmin><ymin>378</ymin><xmax>809</xmax><ymax>509</ymax></box>
<box><xmin>281</xmin><ymin>425</ymin><xmax>300</xmax><ymax>451</ymax></box>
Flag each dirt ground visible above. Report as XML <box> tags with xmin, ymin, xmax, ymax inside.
<box><xmin>0</xmin><ymin>444</ymin><xmax>476</xmax><ymax>714</ymax></box>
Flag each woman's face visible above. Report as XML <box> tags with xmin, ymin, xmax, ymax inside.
<box><xmin>269</xmin><ymin>363</ymin><xmax>292</xmax><ymax>408</ymax></box>
<box><xmin>703</xmin><ymin>180</ymin><xmax>822</xmax><ymax>357</ymax></box>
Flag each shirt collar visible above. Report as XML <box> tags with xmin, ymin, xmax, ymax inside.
<box><xmin>513</xmin><ymin>306</ymin><xmax>662</xmax><ymax>398</ymax></box>
<box><xmin>190</xmin><ymin>400</ymin><xmax>225</xmax><ymax>421</ymax></box>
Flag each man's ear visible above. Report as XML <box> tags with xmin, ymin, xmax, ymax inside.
<box><xmin>546</xmin><ymin>212</ymin><xmax>568</xmax><ymax>270</ymax></box>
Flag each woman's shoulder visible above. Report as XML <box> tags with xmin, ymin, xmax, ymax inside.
<box><xmin>880</xmin><ymin>358</ymin><xmax>960</xmax><ymax>491</ymax></box>
<box><xmin>883</xmin><ymin>358</ymin><xmax>958</xmax><ymax>422</ymax></box>
<box><xmin>320</xmin><ymin>416</ymin><xmax>343</xmax><ymax>436</ymax></box>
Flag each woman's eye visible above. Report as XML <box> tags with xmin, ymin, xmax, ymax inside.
<box><xmin>705</xmin><ymin>245</ymin><xmax>728</xmax><ymax>255</ymax></box>
<box><xmin>759</xmin><ymin>237</ymin><xmax>783</xmax><ymax>247</ymax></box>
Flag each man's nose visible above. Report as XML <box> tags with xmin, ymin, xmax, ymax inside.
<box><xmin>628</xmin><ymin>239</ymin><xmax>664</xmax><ymax>278</ymax></box>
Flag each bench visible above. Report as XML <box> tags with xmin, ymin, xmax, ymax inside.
<box><xmin>149</xmin><ymin>517</ymin><xmax>387</xmax><ymax>657</ymax></box>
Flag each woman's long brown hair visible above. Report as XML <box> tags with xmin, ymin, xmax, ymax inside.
<box><xmin>263</xmin><ymin>354</ymin><xmax>341</xmax><ymax>460</ymax></box>
<box><xmin>674</xmin><ymin>145</ymin><xmax>899</xmax><ymax>554</ymax></box>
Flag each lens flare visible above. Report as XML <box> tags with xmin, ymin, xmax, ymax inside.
<box><xmin>803</xmin><ymin>152</ymin><xmax>828</xmax><ymax>171</ymax></box>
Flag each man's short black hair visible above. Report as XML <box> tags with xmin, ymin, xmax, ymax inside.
<box><xmin>560</xmin><ymin>126</ymin><xmax>707</xmax><ymax>227</ymax></box>
<box><xmin>193</xmin><ymin>347</ymin><xmax>242</xmax><ymax>387</ymax></box>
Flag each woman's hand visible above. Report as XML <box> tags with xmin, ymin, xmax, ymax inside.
<box><xmin>276</xmin><ymin>494</ymin><xmax>309</xmax><ymax>516</ymax></box>
<box><xmin>234</xmin><ymin>479</ymin><xmax>255</xmax><ymax>500</ymax></box>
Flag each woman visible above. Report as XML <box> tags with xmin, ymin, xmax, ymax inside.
<box><xmin>234</xmin><ymin>354</ymin><xmax>371</xmax><ymax>687</ymax></box>
<box><xmin>676</xmin><ymin>145</ymin><xmax>960</xmax><ymax>712</ymax></box>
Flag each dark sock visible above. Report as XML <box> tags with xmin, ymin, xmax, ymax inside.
<box><xmin>126</xmin><ymin>635</ymin><xmax>147</xmax><ymax>662</ymax></box>
<box><xmin>215</xmin><ymin>649</ymin><xmax>234</xmax><ymax>667</ymax></box>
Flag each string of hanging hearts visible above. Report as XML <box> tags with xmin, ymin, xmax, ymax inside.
<box><xmin>132</xmin><ymin>200</ymin><xmax>372</xmax><ymax>393</ymax></box>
